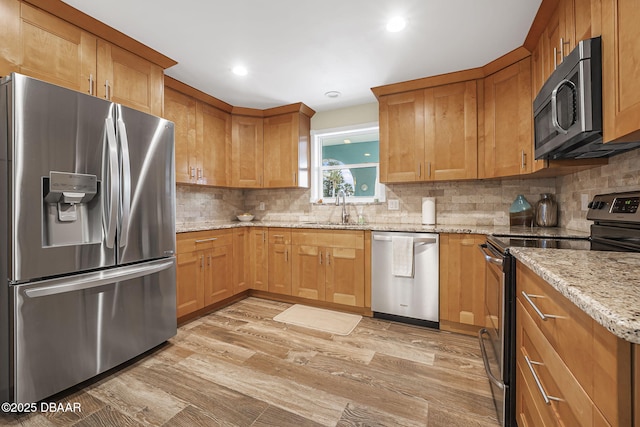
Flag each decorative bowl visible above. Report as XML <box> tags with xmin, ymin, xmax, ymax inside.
<box><xmin>237</xmin><ymin>213</ymin><xmax>255</xmax><ymax>222</ymax></box>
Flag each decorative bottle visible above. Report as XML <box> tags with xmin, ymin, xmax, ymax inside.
<box><xmin>535</xmin><ymin>193</ymin><xmax>558</xmax><ymax>227</ymax></box>
<box><xmin>509</xmin><ymin>195</ymin><xmax>534</xmax><ymax>227</ymax></box>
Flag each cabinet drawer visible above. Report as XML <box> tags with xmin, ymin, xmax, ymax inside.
<box><xmin>177</xmin><ymin>229</ymin><xmax>233</xmax><ymax>253</ymax></box>
<box><xmin>268</xmin><ymin>228</ymin><xmax>291</xmax><ymax>245</ymax></box>
<box><xmin>292</xmin><ymin>229</ymin><xmax>364</xmax><ymax>249</ymax></box>
<box><xmin>516</xmin><ymin>264</ymin><xmax>593</xmax><ymax>388</ymax></box>
<box><xmin>516</xmin><ymin>299</ymin><xmax>603</xmax><ymax>426</ymax></box>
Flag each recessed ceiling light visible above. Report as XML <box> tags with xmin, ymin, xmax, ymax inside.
<box><xmin>386</xmin><ymin>16</ymin><xmax>407</xmax><ymax>32</ymax></box>
<box><xmin>232</xmin><ymin>65</ymin><xmax>248</xmax><ymax>76</ymax></box>
<box><xmin>325</xmin><ymin>91</ymin><xmax>341</xmax><ymax>98</ymax></box>
<box><xmin>344</xmin><ymin>139</ymin><xmax>351</xmax><ymax>144</ymax></box>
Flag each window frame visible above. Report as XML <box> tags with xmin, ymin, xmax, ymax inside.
<box><xmin>310</xmin><ymin>123</ymin><xmax>385</xmax><ymax>204</ymax></box>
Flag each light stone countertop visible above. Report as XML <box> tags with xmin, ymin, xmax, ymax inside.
<box><xmin>176</xmin><ymin>220</ymin><xmax>590</xmax><ymax>239</ymax></box>
<box><xmin>510</xmin><ymin>247</ymin><xmax>640</xmax><ymax>344</ymax></box>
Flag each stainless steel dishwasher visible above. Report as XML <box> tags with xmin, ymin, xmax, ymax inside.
<box><xmin>371</xmin><ymin>231</ymin><xmax>439</xmax><ymax>328</ymax></box>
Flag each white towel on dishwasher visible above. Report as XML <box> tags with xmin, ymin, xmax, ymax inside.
<box><xmin>392</xmin><ymin>236</ymin><xmax>414</xmax><ymax>277</ymax></box>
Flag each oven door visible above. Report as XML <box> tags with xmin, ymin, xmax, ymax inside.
<box><xmin>478</xmin><ymin>242</ymin><xmax>508</xmax><ymax>426</ymax></box>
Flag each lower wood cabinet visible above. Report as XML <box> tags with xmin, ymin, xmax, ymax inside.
<box><xmin>267</xmin><ymin>229</ymin><xmax>292</xmax><ymax>295</ymax></box>
<box><xmin>515</xmin><ymin>262</ymin><xmax>631</xmax><ymax>426</ymax></box>
<box><xmin>176</xmin><ymin>229</ymin><xmax>233</xmax><ymax>318</ymax></box>
<box><xmin>439</xmin><ymin>233</ymin><xmax>488</xmax><ymax>335</ymax></box>
<box><xmin>249</xmin><ymin>227</ymin><xmax>268</xmax><ymax>291</ymax></box>
<box><xmin>291</xmin><ymin>229</ymin><xmax>365</xmax><ymax>307</ymax></box>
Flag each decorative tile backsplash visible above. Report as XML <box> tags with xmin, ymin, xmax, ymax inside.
<box><xmin>176</xmin><ymin>148</ymin><xmax>640</xmax><ymax>232</ymax></box>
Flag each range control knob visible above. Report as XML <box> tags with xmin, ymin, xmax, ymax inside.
<box><xmin>596</xmin><ymin>201</ymin><xmax>606</xmax><ymax>209</ymax></box>
<box><xmin>588</xmin><ymin>201</ymin><xmax>595</xmax><ymax>209</ymax></box>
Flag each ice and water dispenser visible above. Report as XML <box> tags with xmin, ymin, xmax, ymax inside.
<box><xmin>42</xmin><ymin>171</ymin><xmax>101</xmax><ymax>247</ymax></box>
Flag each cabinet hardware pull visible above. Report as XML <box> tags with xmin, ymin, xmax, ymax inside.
<box><xmin>521</xmin><ymin>150</ymin><xmax>526</xmax><ymax>169</ymax></box>
<box><xmin>190</xmin><ymin>167</ymin><xmax>196</xmax><ymax>179</ymax></box>
<box><xmin>195</xmin><ymin>237</ymin><xmax>218</xmax><ymax>243</ymax></box>
<box><xmin>319</xmin><ymin>252</ymin><xmax>323</xmax><ymax>265</ymax></box>
<box><xmin>553</xmin><ymin>47</ymin><xmax>558</xmax><ymax>70</ymax></box>
<box><xmin>88</xmin><ymin>74</ymin><xmax>94</xmax><ymax>95</ymax></box>
<box><xmin>285</xmin><ymin>249</ymin><xmax>288</xmax><ymax>262</ymax></box>
<box><xmin>200</xmin><ymin>255</ymin><xmax>204</xmax><ymax>269</ymax></box>
<box><xmin>326</xmin><ymin>250</ymin><xmax>330</xmax><ymax>265</ymax></box>
<box><xmin>524</xmin><ymin>355</ymin><xmax>562</xmax><ymax>405</ymax></box>
<box><xmin>104</xmin><ymin>80</ymin><xmax>110</xmax><ymax>100</ymax></box>
<box><xmin>521</xmin><ymin>291</ymin><xmax>561</xmax><ymax>321</ymax></box>
<box><xmin>427</xmin><ymin>161</ymin><xmax>432</xmax><ymax>178</ymax></box>
<box><xmin>560</xmin><ymin>37</ymin><xmax>570</xmax><ymax>60</ymax></box>
<box><xmin>262</xmin><ymin>231</ymin><xmax>266</xmax><ymax>242</ymax></box>
<box><xmin>418</xmin><ymin>162</ymin><xmax>422</xmax><ymax>178</ymax></box>
<box><xmin>294</xmin><ymin>172</ymin><xmax>297</xmax><ymax>185</ymax></box>
<box><xmin>207</xmin><ymin>255</ymin><xmax>211</xmax><ymax>266</ymax></box>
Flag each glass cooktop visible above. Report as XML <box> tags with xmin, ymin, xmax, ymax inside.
<box><xmin>490</xmin><ymin>235</ymin><xmax>591</xmax><ymax>252</ymax></box>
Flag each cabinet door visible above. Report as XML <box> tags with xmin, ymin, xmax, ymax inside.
<box><xmin>263</xmin><ymin>113</ymin><xmax>302</xmax><ymax>188</ymax></box>
<box><xmin>249</xmin><ymin>228</ymin><xmax>268</xmax><ymax>291</ymax></box>
<box><xmin>164</xmin><ymin>87</ymin><xmax>197</xmax><ymax>184</ymax></box>
<box><xmin>0</xmin><ymin>0</ymin><xmax>20</xmax><ymax>77</ymax></box>
<box><xmin>203</xmin><ymin>245</ymin><xmax>233</xmax><ymax>305</ymax></box>
<box><xmin>325</xmin><ymin>246</ymin><xmax>365</xmax><ymax>307</ymax></box>
<box><xmin>233</xmin><ymin>228</ymin><xmax>250</xmax><ymax>294</ymax></box>
<box><xmin>561</xmin><ymin>0</ymin><xmax>594</xmax><ymax>53</ymax></box>
<box><xmin>19</xmin><ymin>3</ymin><xmax>96</xmax><ymax>94</ymax></box>
<box><xmin>379</xmin><ymin>91</ymin><xmax>425</xmax><ymax>183</ymax></box>
<box><xmin>96</xmin><ymin>40</ymin><xmax>163</xmax><ymax>116</ymax></box>
<box><xmin>425</xmin><ymin>81</ymin><xmax>477</xmax><ymax>181</ymax></box>
<box><xmin>602</xmin><ymin>0</ymin><xmax>640</xmax><ymax>142</ymax></box>
<box><xmin>197</xmin><ymin>102</ymin><xmax>231</xmax><ymax>186</ymax></box>
<box><xmin>176</xmin><ymin>251</ymin><xmax>204</xmax><ymax>318</ymax></box>
<box><xmin>543</xmin><ymin>6</ymin><xmax>562</xmax><ymax>78</ymax></box>
<box><xmin>439</xmin><ymin>234</ymin><xmax>487</xmax><ymax>334</ymax></box>
<box><xmin>268</xmin><ymin>231</ymin><xmax>291</xmax><ymax>295</ymax></box>
<box><xmin>231</xmin><ymin>115</ymin><xmax>263</xmax><ymax>188</ymax></box>
<box><xmin>291</xmin><ymin>244</ymin><xmax>324</xmax><ymax>301</ymax></box>
<box><xmin>483</xmin><ymin>58</ymin><xmax>532</xmax><ymax>178</ymax></box>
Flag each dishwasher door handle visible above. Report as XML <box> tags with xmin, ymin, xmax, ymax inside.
<box><xmin>478</xmin><ymin>328</ymin><xmax>505</xmax><ymax>390</ymax></box>
<box><xmin>373</xmin><ymin>235</ymin><xmax>437</xmax><ymax>244</ymax></box>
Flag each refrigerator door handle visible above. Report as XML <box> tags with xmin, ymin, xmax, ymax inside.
<box><xmin>117</xmin><ymin>110</ymin><xmax>131</xmax><ymax>249</ymax></box>
<box><xmin>23</xmin><ymin>259</ymin><xmax>175</xmax><ymax>298</ymax></box>
<box><xmin>105</xmin><ymin>116</ymin><xmax>119</xmax><ymax>249</ymax></box>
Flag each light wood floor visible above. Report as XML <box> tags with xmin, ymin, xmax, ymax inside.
<box><xmin>1</xmin><ymin>298</ymin><xmax>500</xmax><ymax>426</ymax></box>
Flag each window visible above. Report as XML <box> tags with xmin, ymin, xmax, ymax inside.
<box><xmin>310</xmin><ymin>124</ymin><xmax>384</xmax><ymax>204</ymax></box>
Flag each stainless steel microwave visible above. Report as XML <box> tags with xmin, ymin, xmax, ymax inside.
<box><xmin>533</xmin><ymin>37</ymin><xmax>640</xmax><ymax>159</ymax></box>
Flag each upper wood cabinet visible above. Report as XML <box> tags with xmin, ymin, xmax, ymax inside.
<box><xmin>379</xmin><ymin>90</ymin><xmax>425</xmax><ymax>183</ymax></box>
<box><xmin>379</xmin><ymin>81</ymin><xmax>478</xmax><ymax>183</ymax></box>
<box><xmin>10</xmin><ymin>2</ymin><xmax>169</xmax><ymax>117</ymax></box>
<box><xmin>96</xmin><ymin>40</ymin><xmax>163</xmax><ymax>116</ymax></box>
<box><xmin>601</xmin><ymin>0</ymin><xmax>640</xmax><ymax>143</ymax></box>
<box><xmin>17</xmin><ymin>2</ymin><xmax>96</xmax><ymax>95</ymax></box>
<box><xmin>264</xmin><ymin>112</ymin><xmax>310</xmax><ymax>188</ymax></box>
<box><xmin>164</xmin><ymin>87</ymin><xmax>197</xmax><ymax>184</ymax></box>
<box><xmin>197</xmin><ymin>102</ymin><xmax>231</xmax><ymax>186</ymax></box>
<box><xmin>231</xmin><ymin>115</ymin><xmax>264</xmax><ymax>188</ymax></box>
<box><xmin>230</xmin><ymin>106</ymin><xmax>314</xmax><ymax>189</ymax></box>
<box><xmin>482</xmin><ymin>57</ymin><xmax>533</xmax><ymax>178</ymax></box>
<box><xmin>0</xmin><ymin>0</ymin><xmax>20</xmax><ymax>77</ymax></box>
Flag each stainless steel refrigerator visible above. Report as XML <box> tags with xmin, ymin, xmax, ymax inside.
<box><xmin>0</xmin><ymin>73</ymin><xmax>177</xmax><ymax>403</ymax></box>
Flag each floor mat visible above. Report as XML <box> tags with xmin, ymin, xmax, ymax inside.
<box><xmin>273</xmin><ymin>304</ymin><xmax>362</xmax><ymax>336</ymax></box>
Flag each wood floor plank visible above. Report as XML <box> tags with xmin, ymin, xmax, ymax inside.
<box><xmin>130</xmin><ymin>363</ymin><xmax>268</xmax><ymax>425</ymax></box>
<box><xmin>178</xmin><ymin>352</ymin><xmax>348</xmax><ymax>426</ymax></box>
<box><xmin>72</xmin><ymin>405</ymin><xmax>144</xmax><ymax>427</ymax></box>
<box><xmin>86</xmin><ymin>374</ymin><xmax>189</xmax><ymax>426</ymax></box>
<box><xmin>336</xmin><ymin>402</ymin><xmax>425</xmax><ymax>427</ymax></box>
<box><xmin>252</xmin><ymin>405</ymin><xmax>326</xmax><ymax>427</ymax></box>
<box><xmin>242</xmin><ymin>352</ymin><xmax>430</xmax><ymax>423</ymax></box>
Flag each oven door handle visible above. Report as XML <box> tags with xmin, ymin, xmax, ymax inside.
<box><xmin>478</xmin><ymin>244</ymin><xmax>503</xmax><ymax>266</ymax></box>
<box><xmin>478</xmin><ymin>328</ymin><xmax>505</xmax><ymax>390</ymax></box>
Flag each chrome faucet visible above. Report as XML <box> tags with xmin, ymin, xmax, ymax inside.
<box><xmin>336</xmin><ymin>189</ymin><xmax>349</xmax><ymax>224</ymax></box>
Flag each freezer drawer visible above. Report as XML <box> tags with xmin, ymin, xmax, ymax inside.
<box><xmin>11</xmin><ymin>258</ymin><xmax>176</xmax><ymax>403</ymax></box>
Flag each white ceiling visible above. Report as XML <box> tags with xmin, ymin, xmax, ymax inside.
<box><xmin>61</xmin><ymin>0</ymin><xmax>542</xmax><ymax>112</ymax></box>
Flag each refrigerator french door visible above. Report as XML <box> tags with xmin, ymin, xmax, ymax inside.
<box><xmin>0</xmin><ymin>73</ymin><xmax>177</xmax><ymax>403</ymax></box>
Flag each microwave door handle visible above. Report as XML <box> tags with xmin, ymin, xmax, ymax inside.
<box><xmin>551</xmin><ymin>79</ymin><xmax>577</xmax><ymax>135</ymax></box>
